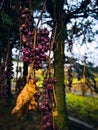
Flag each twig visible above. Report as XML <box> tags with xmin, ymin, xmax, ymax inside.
<box><xmin>0</xmin><ymin>0</ymin><xmax>5</xmax><ymax>10</ymax></box>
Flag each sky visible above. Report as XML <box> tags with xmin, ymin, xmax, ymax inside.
<box><xmin>74</xmin><ymin>34</ymin><xmax>98</xmax><ymax>66</ymax></box>
<box><xmin>65</xmin><ymin>21</ymin><xmax>98</xmax><ymax>67</ymax></box>
<box><xmin>65</xmin><ymin>41</ymin><xmax>98</xmax><ymax>67</ymax></box>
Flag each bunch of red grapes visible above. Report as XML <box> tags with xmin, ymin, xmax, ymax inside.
<box><xmin>6</xmin><ymin>57</ymin><xmax>14</xmax><ymax>79</ymax></box>
<box><xmin>0</xmin><ymin>63</ymin><xmax>6</xmax><ymax>82</ymax></box>
<box><xmin>19</xmin><ymin>4</ymin><xmax>58</xmax><ymax>130</ymax></box>
<box><xmin>19</xmin><ymin>6</ymin><xmax>50</xmax><ymax>70</ymax></box>
<box><xmin>39</xmin><ymin>77</ymin><xmax>58</xmax><ymax>130</ymax></box>
<box><xmin>0</xmin><ymin>57</ymin><xmax>14</xmax><ymax>98</ymax></box>
<box><xmin>0</xmin><ymin>63</ymin><xmax>7</xmax><ymax>98</ymax></box>
<box><xmin>67</xmin><ymin>66</ymin><xmax>73</xmax><ymax>90</ymax></box>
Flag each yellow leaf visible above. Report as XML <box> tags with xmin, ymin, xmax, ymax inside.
<box><xmin>52</xmin><ymin>110</ymin><xmax>58</xmax><ymax>117</ymax></box>
<box><xmin>12</xmin><ymin>79</ymin><xmax>37</xmax><ymax>115</ymax></box>
<box><xmin>28</xmin><ymin>96</ymin><xmax>38</xmax><ymax>110</ymax></box>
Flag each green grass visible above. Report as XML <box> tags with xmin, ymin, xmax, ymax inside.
<box><xmin>95</xmin><ymin>77</ymin><xmax>98</xmax><ymax>81</ymax></box>
<box><xmin>66</xmin><ymin>93</ymin><xmax>98</xmax><ymax>126</ymax></box>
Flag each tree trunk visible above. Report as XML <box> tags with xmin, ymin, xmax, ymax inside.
<box><xmin>46</xmin><ymin>0</ymin><xmax>69</xmax><ymax>129</ymax></box>
<box><xmin>54</xmin><ymin>39</ymin><xmax>69</xmax><ymax>130</ymax></box>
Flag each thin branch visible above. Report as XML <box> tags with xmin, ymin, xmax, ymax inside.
<box><xmin>0</xmin><ymin>0</ymin><xmax>5</xmax><ymax>10</ymax></box>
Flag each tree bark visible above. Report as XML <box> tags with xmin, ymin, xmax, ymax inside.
<box><xmin>46</xmin><ymin>0</ymin><xmax>69</xmax><ymax>129</ymax></box>
<box><xmin>54</xmin><ymin>39</ymin><xmax>69</xmax><ymax>130</ymax></box>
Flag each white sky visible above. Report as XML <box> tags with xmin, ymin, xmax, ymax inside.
<box><xmin>73</xmin><ymin>41</ymin><xmax>98</xmax><ymax>66</ymax></box>
<box><xmin>65</xmin><ymin>37</ymin><xmax>98</xmax><ymax>67</ymax></box>
<box><xmin>65</xmin><ymin>21</ymin><xmax>98</xmax><ymax>67</ymax></box>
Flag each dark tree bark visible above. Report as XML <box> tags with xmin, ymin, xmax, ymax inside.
<box><xmin>46</xmin><ymin>0</ymin><xmax>69</xmax><ymax>129</ymax></box>
<box><xmin>23</xmin><ymin>62</ymin><xmax>28</xmax><ymax>83</ymax></box>
<box><xmin>54</xmin><ymin>39</ymin><xmax>69</xmax><ymax>130</ymax></box>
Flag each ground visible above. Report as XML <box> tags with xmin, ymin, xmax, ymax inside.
<box><xmin>0</xmin><ymin>99</ymin><xmax>41</xmax><ymax>130</ymax></box>
<box><xmin>0</xmin><ymin>88</ymin><xmax>98</xmax><ymax>130</ymax></box>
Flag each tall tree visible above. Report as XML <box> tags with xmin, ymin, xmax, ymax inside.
<box><xmin>45</xmin><ymin>0</ymin><xmax>98</xmax><ymax>129</ymax></box>
<box><xmin>46</xmin><ymin>1</ymin><xmax>69</xmax><ymax>129</ymax></box>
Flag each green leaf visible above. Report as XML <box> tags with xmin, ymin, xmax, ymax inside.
<box><xmin>1</xmin><ymin>12</ymin><xmax>14</xmax><ymax>26</ymax></box>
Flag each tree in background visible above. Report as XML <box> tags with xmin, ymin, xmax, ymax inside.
<box><xmin>45</xmin><ymin>0</ymin><xmax>98</xmax><ymax>129</ymax></box>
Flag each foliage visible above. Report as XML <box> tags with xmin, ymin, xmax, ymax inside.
<box><xmin>0</xmin><ymin>12</ymin><xmax>14</xmax><ymax>26</ymax></box>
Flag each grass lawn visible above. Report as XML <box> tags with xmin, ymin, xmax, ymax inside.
<box><xmin>66</xmin><ymin>93</ymin><xmax>98</xmax><ymax>126</ymax></box>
